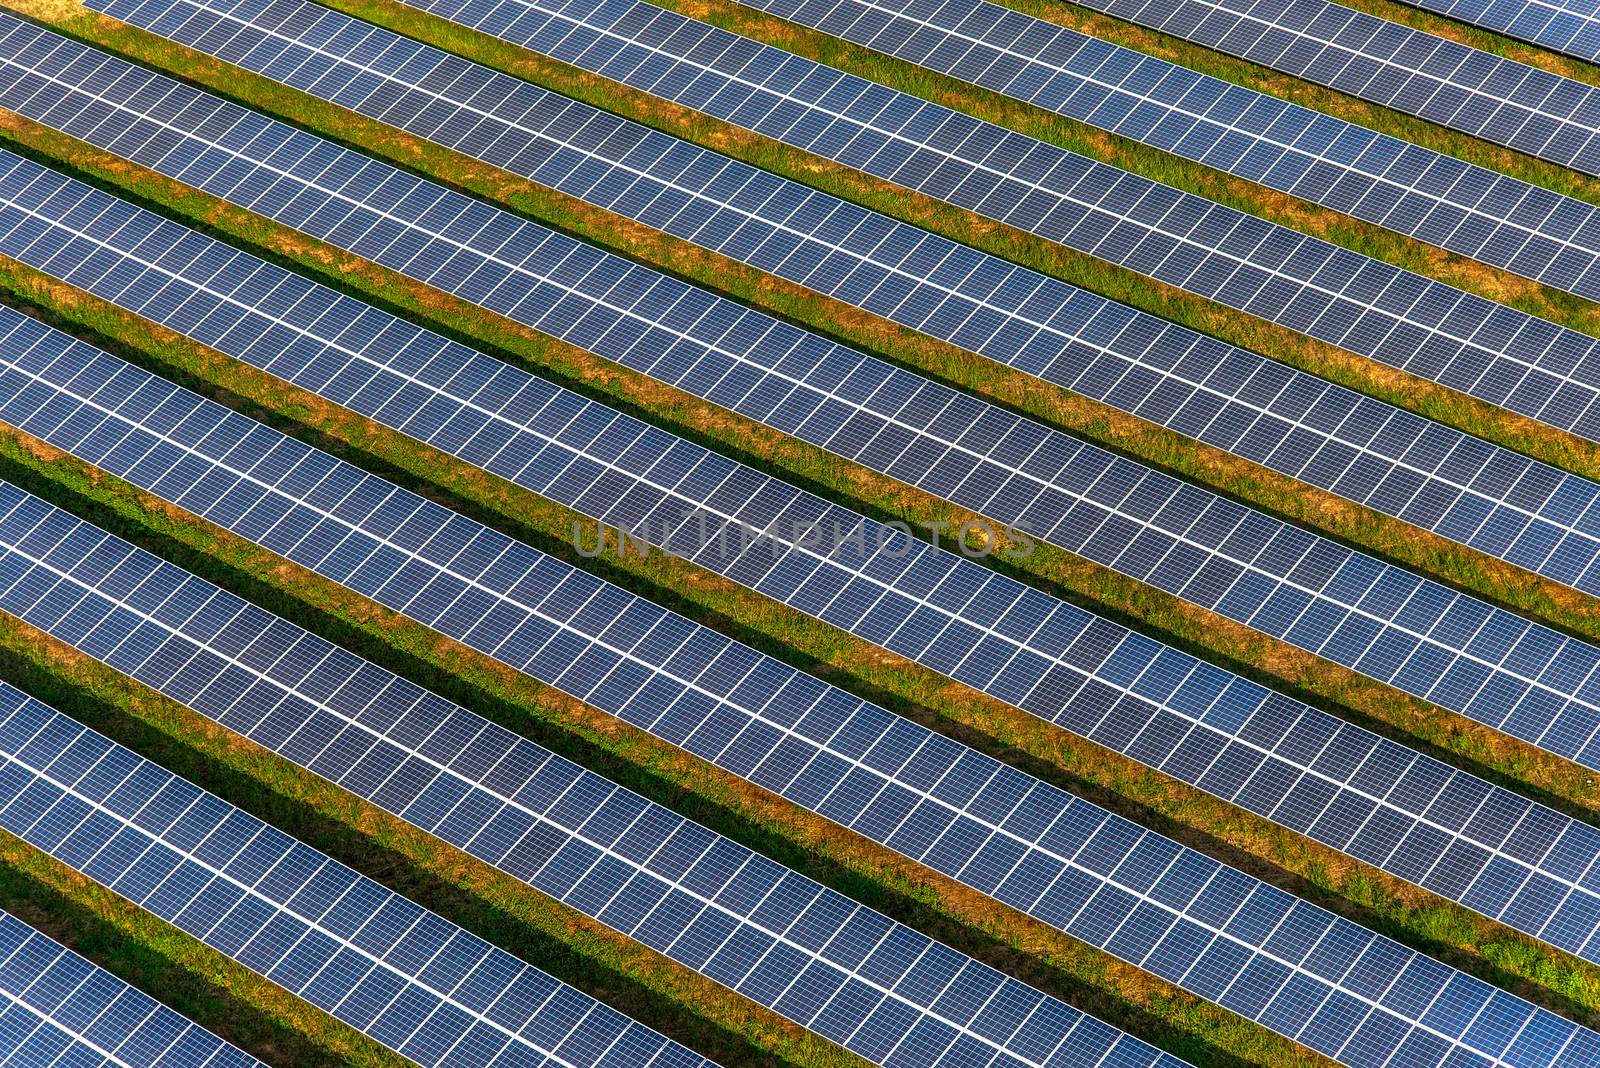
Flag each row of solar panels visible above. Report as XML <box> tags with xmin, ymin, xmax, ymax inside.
<box><xmin>0</xmin><ymin>0</ymin><xmax>1593</xmax><ymax>1061</ymax></box>
<box><xmin>314</xmin><ymin>0</ymin><xmax>1600</xmax><ymax>444</ymax></box>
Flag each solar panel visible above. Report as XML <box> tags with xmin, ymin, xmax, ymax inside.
<box><xmin>14</xmin><ymin>143</ymin><xmax>1600</xmax><ymax>978</ymax></box>
<box><xmin>0</xmin><ymin>684</ymin><xmax>724</xmax><ymax>1068</ymax></box>
<box><xmin>0</xmin><ymin>903</ymin><xmax>261</xmax><ymax>1068</ymax></box>
<box><xmin>966</xmin><ymin>0</ymin><xmax>1600</xmax><ymax>173</ymax></box>
<box><xmin>118</xmin><ymin>0</ymin><xmax>1600</xmax><ymax>448</ymax></box>
<box><xmin>0</xmin><ymin>467</ymin><xmax>1199</xmax><ymax>1068</ymax></box>
<box><xmin>1393</xmin><ymin>0</ymin><xmax>1600</xmax><ymax>64</ymax></box>
<box><xmin>0</xmin><ymin>310</ymin><xmax>1595</xmax><ymax>1068</ymax></box>
<box><xmin>58</xmin><ymin>0</ymin><xmax>1600</xmax><ymax>612</ymax></box>
<box><xmin>666</xmin><ymin>0</ymin><xmax>1600</xmax><ymax>291</ymax></box>
<box><xmin>8</xmin><ymin>31</ymin><xmax>1600</xmax><ymax>788</ymax></box>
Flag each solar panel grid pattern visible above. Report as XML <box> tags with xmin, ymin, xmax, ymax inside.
<box><xmin>60</xmin><ymin>0</ymin><xmax>1600</xmax><ymax>612</ymax></box>
<box><xmin>0</xmin><ymin>684</ymin><xmax>718</xmax><ymax>1068</ymax></box>
<box><xmin>706</xmin><ymin>0</ymin><xmax>1600</xmax><ymax>292</ymax></box>
<box><xmin>0</xmin><ymin>434</ymin><xmax>1197</xmax><ymax>1068</ymax></box>
<box><xmin>8</xmin><ymin>30</ymin><xmax>1600</xmax><ymax>785</ymax></box>
<box><xmin>0</xmin><ymin>905</ymin><xmax>261</xmax><ymax>1068</ymax></box>
<box><xmin>15</xmin><ymin>135</ymin><xmax>1600</xmax><ymax>978</ymax></box>
<box><xmin>16</xmin><ymin>151</ymin><xmax>1600</xmax><ymax>981</ymax></box>
<box><xmin>244</xmin><ymin>0</ymin><xmax>1600</xmax><ymax>445</ymax></box>
<box><xmin>1045</xmin><ymin>0</ymin><xmax>1600</xmax><ymax>170</ymax></box>
<box><xmin>1</xmin><ymin>310</ymin><xmax>1593</xmax><ymax>1068</ymax></box>
<box><xmin>1393</xmin><ymin>0</ymin><xmax>1600</xmax><ymax>63</ymax></box>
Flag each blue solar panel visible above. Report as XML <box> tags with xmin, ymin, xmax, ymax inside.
<box><xmin>140</xmin><ymin>0</ymin><xmax>1600</xmax><ymax>447</ymax></box>
<box><xmin>60</xmin><ymin>0</ymin><xmax>1600</xmax><ymax>613</ymax></box>
<box><xmin>8</xmin><ymin>27</ymin><xmax>1600</xmax><ymax>796</ymax></box>
<box><xmin>990</xmin><ymin>0</ymin><xmax>1600</xmax><ymax>172</ymax></box>
<box><xmin>0</xmin><ymin>904</ymin><xmax>260</xmax><ymax>1068</ymax></box>
<box><xmin>0</xmin><ymin>682</ymin><xmax>720</xmax><ymax>1068</ymax></box>
<box><xmin>1394</xmin><ymin>0</ymin><xmax>1600</xmax><ymax>64</ymax></box>
<box><xmin>14</xmin><ymin>144</ymin><xmax>1600</xmax><ymax>978</ymax></box>
<box><xmin>695</xmin><ymin>0</ymin><xmax>1600</xmax><ymax>290</ymax></box>
<box><xmin>0</xmin><ymin>309</ymin><xmax>1596</xmax><ymax>1068</ymax></box>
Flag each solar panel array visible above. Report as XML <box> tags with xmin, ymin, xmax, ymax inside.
<box><xmin>15</xmin><ymin>143</ymin><xmax>1600</xmax><ymax>978</ymax></box>
<box><xmin>62</xmin><ymin>0</ymin><xmax>1600</xmax><ymax>613</ymax></box>
<box><xmin>9</xmin><ymin>29</ymin><xmax>1600</xmax><ymax>789</ymax></box>
<box><xmin>1048</xmin><ymin>0</ymin><xmax>1600</xmax><ymax>172</ymax></box>
<box><xmin>252</xmin><ymin>0</ymin><xmax>1600</xmax><ymax>445</ymax></box>
<box><xmin>3</xmin><ymin>309</ymin><xmax>1596</xmax><ymax>1068</ymax></box>
<box><xmin>0</xmin><ymin>903</ymin><xmax>260</xmax><ymax>1068</ymax></box>
<box><xmin>8</xmin><ymin>0</ymin><xmax>1600</xmax><ymax>1060</ymax></box>
<box><xmin>0</xmin><ymin>683</ymin><xmax>719</xmax><ymax>1068</ymax></box>
<box><xmin>0</xmin><ymin>440</ymin><xmax>1200</xmax><ymax>1068</ymax></box>
<box><xmin>1393</xmin><ymin>0</ymin><xmax>1600</xmax><ymax>63</ymax></box>
<box><xmin>696</xmin><ymin>0</ymin><xmax>1600</xmax><ymax>293</ymax></box>
<box><xmin>16</xmin><ymin>147</ymin><xmax>1600</xmax><ymax>976</ymax></box>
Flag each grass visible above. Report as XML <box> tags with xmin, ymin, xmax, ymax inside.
<box><xmin>0</xmin><ymin>836</ymin><xmax>404</xmax><ymax>1067</ymax></box>
<box><xmin>4</xmin><ymin>0</ymin><xmax>1600</xmax><ymax>1062</ymax></box>
<box><xmin>0</xmin><ymin>606</ymin><xmax>854</xmax><ymax>1068</ymax></box>
<box><xmin>660</xmin><ymin>0</ymin><xmax>1600</xmax><ymax>314</ymax></box>
<box><xmin>0</xmin><ymin>346</ymin><xmax>1325</xmax><ymax>1068</ymax></box>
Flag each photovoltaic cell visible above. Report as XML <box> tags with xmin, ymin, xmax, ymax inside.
<box><xmin>0</xmin><ymin>310</ymin><xmax>1596</xmax><ymax>1068</ymax></box>
<box><xmin>0</xmin><ymin>683</ymin><xmax>719</xmax><ymax>1068</ymax></box>
<box><xmin>61</xmin><ymin>0</ymin><xmax>1600</xmax><ymax>613</ymax></box>
<box><xmin>8</xmin><ymin>29</ymin><xmax>1600</xmax><ymax>788</ymax></box>
<box><xmin>709</xmin><ymin>0</ymin><xmax>1600</xmax><ymax>291</ymax></box>
<box><xmin>1028</xmin><ymin>0</ymin><xmax>1600</xmax><ymax>170</ymax></box>
<box><xmin>18</xmin><ymin>144</ymin><xmax>1600</xmax><ymax>980</ymax></box>
<box><xmin>152</xmin><ymin>0</ymin><xmax>1600</xmax><ymax>445</ymax></box>
<box><xmin>0</xmin><ymin>904</ymin><xmax>260</xmax><ymax>1068</ymax></box>
<box><xmin>1390</xmin><ymin>0</ymin><xmax>1600</xmax><ymax>64</ymax></box>
<box><xmin>0</xmin><ymin>468</ymin><xmax>1196</xmax><ymax>1068</ymax></box>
